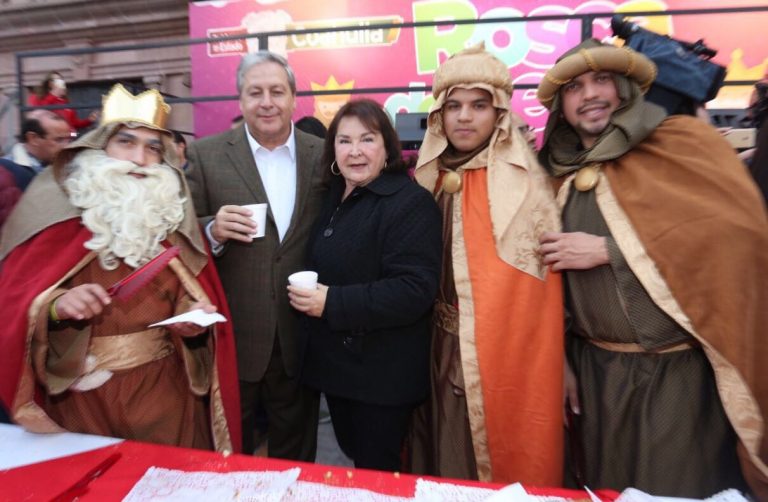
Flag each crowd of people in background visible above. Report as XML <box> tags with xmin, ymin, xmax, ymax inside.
<box><xmin>1</xmin><ymin>37</ymin><xmax>767</xmax><ymax>501</ymax></box>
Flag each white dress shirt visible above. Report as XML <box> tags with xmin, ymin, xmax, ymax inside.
<box><xmin>206</xmin><ymin>124</ymin><xmax>298</xmax><ymax>250</ymax></box>
<box><xmin>245</xmin><ymin>123</ymin><xmax>297</xmax><ymax>242</ymax></box>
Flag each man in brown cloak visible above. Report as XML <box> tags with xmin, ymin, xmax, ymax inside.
<box><xmin>537</xmin><ymin>39</ymin><xmax>768</xmax><ymax>499</ymax></box>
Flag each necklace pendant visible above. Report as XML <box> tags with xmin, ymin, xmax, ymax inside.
<box><xmin>574</xmin><ymin>164</ymin><xmax>600</xmax><ymax>192</ymax></box>
<box><xmin>442</xmin><ymin>171</ymin><xmax>462</xmax><ymax>194</ymax></box>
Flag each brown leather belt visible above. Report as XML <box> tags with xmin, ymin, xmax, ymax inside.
<box><xmin>587</xmin><ymin>338</ymin><xmax>699</xmax><ymax>354</ymax></box>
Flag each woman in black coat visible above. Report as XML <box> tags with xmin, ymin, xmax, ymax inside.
<box><xmin>288</xmin><ymin>99</ymin><xmax>441</xmax><ymax>471</ymax></box>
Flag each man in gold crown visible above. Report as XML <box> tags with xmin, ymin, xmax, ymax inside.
<box><xmin>410</xmin><ymin>43</ymin><xmax>564</xmax><ymax>486</ymax></box>
<box><xmin>537</xmin><ymin>39</ymin><xmax>768</xmax><ymax>498</ymax></box>
<box><xmin>0</xmin><ymin>84</ymin><xmax>241</xmax><ymax>453</ymax></box>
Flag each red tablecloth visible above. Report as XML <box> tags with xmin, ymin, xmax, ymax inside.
<box><xmin>0</xmin><ymin>440</ymin><xmax>619</xmax><ymax>501</ymax></box>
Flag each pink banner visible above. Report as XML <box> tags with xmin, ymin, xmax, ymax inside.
<box><xmin>189</xmin><ymin>0</ymin><xmax>768</xmax><ymax>138</ymax></box>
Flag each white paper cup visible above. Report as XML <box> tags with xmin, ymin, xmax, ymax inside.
<box><xmin>288</xmin><ymin>271</ymin><xmax>318</xmax><ymax>290</ymax></box>
<box><xmin>242</xmin><ymin>203</ymin><xmax>267</xmax><ymax>238</ymax></box>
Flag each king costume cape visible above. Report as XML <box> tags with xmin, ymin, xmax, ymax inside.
<box><xmin>0</xmin><ymin>164</ymin><xmax>241</xmax><ymax>454</ymax></box>
<box><xmin>410</xmin><ymin>44</ymin><xmax>564</xmax><ymax>485</ymax></box>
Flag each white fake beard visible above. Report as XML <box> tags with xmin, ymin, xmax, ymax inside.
<box><xmin>65</xmin><ymin>148</ymin><xmax>186</xmax><ymax>270</ymax></box>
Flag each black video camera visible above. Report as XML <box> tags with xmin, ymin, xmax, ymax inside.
<box><xmin>611</xmin><ymin>15</ymin><xmax>727</xmax><ymax>115</ymax></box>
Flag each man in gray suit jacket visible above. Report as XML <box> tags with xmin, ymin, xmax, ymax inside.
<box><xmin>186</xmin><ymin>51</ymin><xmax>329</xmax><ymax>460</ymax></box>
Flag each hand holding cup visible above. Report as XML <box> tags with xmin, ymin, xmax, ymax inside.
<box><xmin>287</xmin><ymin>271</ymin><xmax>318</xmax><ymax>290</ymax></box>
<box><xmin>241</xmin><ymin>203</ymin><xmax>267</xmax><ymax>239</ymax></box>
<box><xmin>211</xmin><ymin>204</ymin><xmax>265</xmax><ymax>243</ymax></box>
<box><xmin>287</xmin><ymin>271</ymin><xmax>326</xmax><ymax>317</ymax></box>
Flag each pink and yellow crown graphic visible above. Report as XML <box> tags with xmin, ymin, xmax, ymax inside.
<box><xmin>311</xmin><ymin>76</ymin><xmax>355</xmax><ymax>101</ymax></box>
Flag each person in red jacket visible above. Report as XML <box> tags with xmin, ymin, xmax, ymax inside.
<box><xmin>29</xmin><ymin>71</ymin><xmax>96</xmax><ymax>132</ymax></box>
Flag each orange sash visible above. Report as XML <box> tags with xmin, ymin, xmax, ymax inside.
<box><xmin>461</xmin><ymin>168</ymin><xmax>564</xmax><ymax>485</ymax></box>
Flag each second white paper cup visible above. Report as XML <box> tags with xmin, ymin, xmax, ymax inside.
<box><xmin>288</xmin><ymin>271</ymin><xmax>318</xmax><ymax>290</ymax></box>
<box><xmin>242</xmin><ymin>203</ymin><xmax>267</xmax><ymax>238</ymax></box>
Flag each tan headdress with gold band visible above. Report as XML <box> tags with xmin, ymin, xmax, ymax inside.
<box><xmin>537</xmin><ymin>43</ymin><xmax>657</xmax><ymax>108</ymax></box>
<box><xmin>416</xmin><ymin>43</ymin><xmax>515</xmax><ymax>192</ymax></box>
<box><xmin>536</xmin><ymin>39</ymin><xmax>667</xmax><ymax>177</ymax></box>
<box><xmin>431</xmin><ymin>43</ymin><xmax>513</xmax><ymax>99</ymax></box>
<box><xmin>415</xmin><ymin>43</ymin><xmax>560</xmax><ymax>279</ymax></box>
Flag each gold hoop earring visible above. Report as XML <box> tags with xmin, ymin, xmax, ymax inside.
<box><xmin>330</xmin><ymin>161</ymin><xmax>341</xmax><ymax>176</ymax></box>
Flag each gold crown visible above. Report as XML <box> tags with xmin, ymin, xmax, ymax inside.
<box><xmin>101</xmin><ymin>84</ymin><xmax>170</xmax><ymax>129</ymax></box>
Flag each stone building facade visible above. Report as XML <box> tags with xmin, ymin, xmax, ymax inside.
<box><xmin>0</xmin><ymin>0</ymin><xmax>191</xmax><ymax>151</ymax></box>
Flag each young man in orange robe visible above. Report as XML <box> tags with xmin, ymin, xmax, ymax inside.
<box><xmin>410</xmin><ymin>44</ymin><xmax>564</xmax><ymax>485</ymax></box>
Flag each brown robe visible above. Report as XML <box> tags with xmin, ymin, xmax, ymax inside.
<box><xmin>410</xmin><ymin>166</ymin><xmax>564</xmax><ymax>484</ymax></box>
<box><xmin>555</xmin><ymin>115</ymin><xmax>768</xmax><ymax>498</ymax></box>
<box><xmin>409</xmin><ymin>188</ymin><xmax>478</xmax><ymax>480</ymax></box>
<box><xmin>562</xmin><ymin>188</ymin><xmax>746</xmax><ymax>497</ymax></box>
<box><xmin>34</xmin><ymin>258</ymin><xmax>213</xmax><ymax>449</ymax></box>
